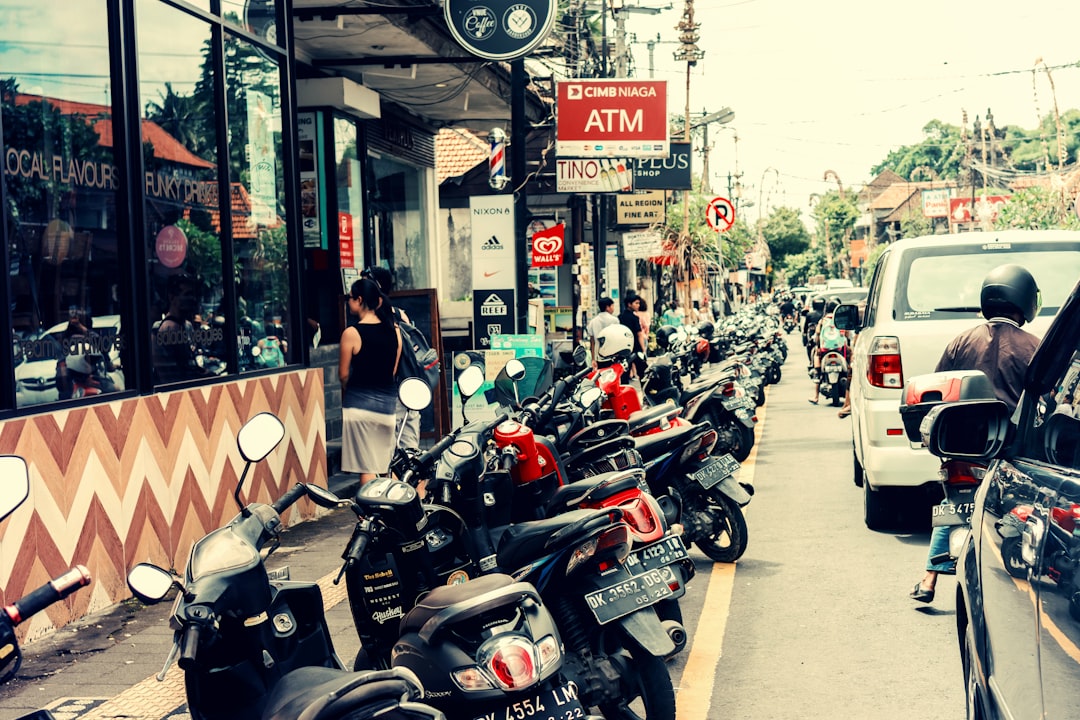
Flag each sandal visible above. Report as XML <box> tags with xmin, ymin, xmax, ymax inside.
<box><xmin>808</xmin><ymin>398</ymin><xmax>819</xmax><ymax>405</ymax></box>
<box><xmin>909</xmin><ymin>582</ymin><xmax>935</xmax><ymax>603</ymax></box>
<box><xmin>838</xmin><ymin>408</ymin><xmax>851</xmax><ymax>418</ymax></box>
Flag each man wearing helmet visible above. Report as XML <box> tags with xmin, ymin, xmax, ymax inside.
<box><xmin>910</xmin><ymin>263</ymin><xmax>1041</xmax><ymax>603</ymax></box>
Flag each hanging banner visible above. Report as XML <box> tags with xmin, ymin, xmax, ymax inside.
<box><xmin>556</xmin><ymin>79</ymin><xmax>669</xmax><ymax>158</ymax></box>
<box><xmin>622</xmin><ymin>229</ymin><xmax>664</xmax><ymax>260</ymax></box>
<box><xmin>471</xmin><ymin>195</ymin><xmax>516</xmax><ymax>290</ymax></box>
<box><xmin>555</xmin><ymin>158</ymin><xmax>633</xmax><ymax>193</ymax></box>
<box><xmin>615</xmin><ymin>190</ymin><xmax>667</xmax><ymax>226</ymax></box>
<box><xmin>531</xmin><ymin>223</ymin><xmax>565</xmax><ymax>267</ymax></box>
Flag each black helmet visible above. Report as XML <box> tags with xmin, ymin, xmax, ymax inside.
<box><xmin>655</xmin><ymin>325</ymin><xmax>680</xmax><ymax>350</ymax></box>
<box><xmin>980</xmin><ymin>264</ymin><xmax>1040</xmax><ymax>324</ymax></box>
<box><xmin>811</xmin><ymin>296</ymin><xmax>825</xmax><ymax>311</ymax></box>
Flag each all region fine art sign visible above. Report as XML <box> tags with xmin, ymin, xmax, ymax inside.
<box><xmin>556</xmin><ymin>79</ymin><xmax>668</xmax><ymax>158</ymax></box>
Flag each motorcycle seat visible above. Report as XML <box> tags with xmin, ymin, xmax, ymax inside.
<box><xmin>566</xmin><ymin>418</ymin><xmax>630</xmax><ymax>451</ymax></box>
<box><xmin>564</xmin><ymin>435</ymin><xmax>637</xmax><ymax>475</ymax></box>
<box><xmin>399</xmin><ymin>572</ymin><xmax>517</xmax><ymax>636</ymax></box>
<box><xmin>496</xmin><ymin>508</ymin><xmax>613</xmax><ymax>571</ymax></box>
<box><xmin>633</xmin><ymin>422</ymin><xmax>697</xmax><ymax>457</ymax></box>
<box><xmin>684</xmin><ymin>376</ymin><xmax>728</xmax><ymax>396</ymax></box>
<box><xmin>546</xmin><ymin>468</ymin><xmax>647</xmax><ymax>513</ymax></box>
<box><xmin>627</xmin><ymin>404</ymin><xmax>682</xmax><ymax>434</ymax></box>
<box><xmin>262</xmin><ymin>666</ymin><xmax>420</xmax><ymax>720</ymax></box>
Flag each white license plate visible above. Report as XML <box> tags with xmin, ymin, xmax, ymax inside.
<box><xmin>692</xmin><ymin>454</ymin><xmax>741</xmax><ymax>489</ymax></box>
<box><xmin>624</xmin><ymin>535</ymin><xmax>690</xmax><ymax>573</ymax></box>
<box><xmin>931</xmin><ymin>501</ymin><xmax>975</xmax><ymax>527</ymax></box>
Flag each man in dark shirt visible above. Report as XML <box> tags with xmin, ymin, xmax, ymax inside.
<box><xmin>618</xmin><ymin>294</ymin><xmax>646</xmax><ymax>379</ymax></box>
<box><xmin>910</xmin><ymin>263</ymin><xmax>1042</xmax><ymax>603</ymax></box>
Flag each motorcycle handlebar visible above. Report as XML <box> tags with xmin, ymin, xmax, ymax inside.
<box><xmin>271</xmin><ymin>483</ymin><xmax>309</xmax><ymax>515</ymax></box>
<box><xmin>6</xmin><ymin>566</ymin><xmax>91</xmax><ymax>625</ymax></box>
<box><xmin>178</xmin><ymin>624</ymin><xmax>201</xmax><ymax>670</ymax></box>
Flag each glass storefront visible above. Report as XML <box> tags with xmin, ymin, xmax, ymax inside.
<box><xmin>2</xmin><ymin>0</ymin><xmax>295</xmax><ymax>408</ymax></box>
<box><xmin>368</xmin><ymin>152</ymin><xmax>430</xmax><ymax>289</ymax></box>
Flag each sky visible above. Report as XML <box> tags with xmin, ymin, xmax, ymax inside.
<box><xmin>621</xmin><ymin>0</ymin><xmax>1080</xmax><ymax>223</ymax></box>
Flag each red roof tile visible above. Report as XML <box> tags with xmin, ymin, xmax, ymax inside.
<box><xmin>435</xmin><ymin>128</ymin><xmax>489</xmax><ymax>184</ymax></box>
<box><xmin>15</xmin><ymin>93</ymin><xmax>215</xmax><ymax>169</ymax></box>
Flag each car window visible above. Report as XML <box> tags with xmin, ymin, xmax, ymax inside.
<box><xmin>1024</xmin><ymin>346</ymin><xmax>1080</xmax><ymax>471</ymax></box>
<box><xmin>863</xmin><ymin>248</ymin><xmax>890</xmax><ymax>326</ymax></box>
<box><xmin>898</xmin><ymin>245</ymin><xmax>1080</xmax><ymax>321</ymax></box>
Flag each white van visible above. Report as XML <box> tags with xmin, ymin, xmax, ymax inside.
<box><xmin>834</xmin><ymin>230</ymin><xmax>1080</xmax><ymax>529</ymax></box>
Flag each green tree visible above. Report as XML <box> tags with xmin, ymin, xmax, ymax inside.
<box><xmin>994</xmin><ymin>186</ymin><xmax>1080</xmax><ymax>230</ymax></box>
<box><xmin>871</xmin><ymin>120</ymin><xmax>966</xmax><ymax>180</ymax></box>
<box><xmin>809</xmin><ymin>191</ymin><xmax>858</xmax><ymax>279</ymax></box>
<box><xmin>760</xmin><ymin>206</ymin><xmax>810</xmax><ymax>263</ymax></box>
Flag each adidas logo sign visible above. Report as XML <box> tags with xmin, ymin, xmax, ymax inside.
<box><xmin>481</xmin><ymin>235</ymin><xmax>503</xmax><ymax>250</ymax></box>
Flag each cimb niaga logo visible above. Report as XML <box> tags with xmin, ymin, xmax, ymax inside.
<box><xmin>566</xmin><ymin>85</ymin><xmax>582</xmax><ymax>100</ymax></box>
<box><xmin>463</xmin><ymin>6</ymin><xmax>497</xmax><ymax>40</ymax></box>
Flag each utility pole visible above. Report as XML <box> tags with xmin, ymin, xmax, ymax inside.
<box><xmin>673</xmin><ymin>0</ymin><xmax>703</xmax><ymax>314</ymax></box>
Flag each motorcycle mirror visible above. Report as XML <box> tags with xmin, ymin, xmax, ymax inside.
<box><xmin>127</xmin><ymin>563</ymin><xmax>176</xmax><ymax>604</ymax></box>
<box><xmin>580</xmin><ymin>387</ymin><xmax>604</xmax><ymax>409</ymax></box>
<box><xmin>505</xmin><ymin>359</ymin><xmax>527</xmax><ymax>382</ymax></box>
<box><xmin>398</xmin><ymin>377</ymin><xmax>433</xmax><ymax>412</ymax></box>
<box><xmin>572</xmin><ymin>345</ymin><xmax>588</xmax><ymax>368</ymax></box>
<box><xmin>251</xmin><ymin>345</ymin><xmax>262</xmax><ymax>357</ymax></box>
<box><xmin>457</xmin><ymin>365</ymin><xmax>485</xmax><ymax>399</ymax></box>
<box><xmin>0</xmin><ymin>456</ymin><xmax>29</xmax><ymax>523</ymax></box>
<box><xmin>305</xmin><ymin>483</ymin><xmax>344</xmax><ymax>509</ymax></box>
<box><xmin>237</xmin><ymin>412</ymin><xmax>286</xmax><ymax>463</ymax></box>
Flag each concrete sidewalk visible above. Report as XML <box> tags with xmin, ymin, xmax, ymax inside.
<box><xmin>0</xmin><ymin>473</ymin><xmax>364</xmax><ymax>720</ymax></box>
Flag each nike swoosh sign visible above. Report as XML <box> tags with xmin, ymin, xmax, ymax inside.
<box><xmin>483</xmin><ymin>271</ymin><xmax>499</xmax><ymax>277</ymax></box>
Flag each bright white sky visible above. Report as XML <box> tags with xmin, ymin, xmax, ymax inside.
<box><xmin>623</xmin><ymin>0</ymin><xmax>1080</xmax><ymax>223</ymax></box>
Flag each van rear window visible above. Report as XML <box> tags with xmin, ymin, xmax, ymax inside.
<box><xmin>898</xmin><ymin>244</ymin><xmax>1080</xmax><ymax>321</ymax></box>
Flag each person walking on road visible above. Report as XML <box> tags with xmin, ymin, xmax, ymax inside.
<box><xmin>910</xmin><ymin>263</ymin><xmax>1041</xmax><ymax>603</ymax></box>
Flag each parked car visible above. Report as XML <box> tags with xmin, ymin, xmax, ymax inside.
<box><xmin>833</xmin><ymin>230</ymin><xmax>1080</xmax><ymax>529</ymax></box>
<box><xmin>920</xmin><ymin>273</ymin><xmax>1080</xmax><ymax>720</ymax></box>
<box><xmin>13</xmin><ymin>315</ymin><xmax>124</xmax><ymax>406</ymax></box>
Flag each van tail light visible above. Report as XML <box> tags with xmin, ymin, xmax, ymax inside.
<box><xmin>867</xmin><ymin>336</ymin><xmax>903</xmax><ymax>389</ymax></box>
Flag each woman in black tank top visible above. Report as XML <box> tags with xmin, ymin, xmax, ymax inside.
<box><xmin>338</xmin><ymin>278</ymin><xmax>402</xmax><ymax>484</ymax></box>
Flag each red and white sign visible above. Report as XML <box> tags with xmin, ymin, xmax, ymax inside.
<box><xmin>339</xmin><ymin>212</ymin><xmax>355</xmax><ymax>267</ymax></box>
<box><xmin>705</xmin><ymin>196</ymin><xmax>735</xmax><ymax>232</ymax></box>
<box><xmin>921</xmin><ymin>189</ymin><xmax>951</xmax><ymax>218</ymax></box>
<box><xmin>949</xmin><ymin>195</ymin><xmax>1010</xmax><ymax>224</ymax></box>
<box><xmin>556</xmin><ymin>79</ymin><xmax>668</xmax><ymax>158</ymax></box>
<box><xmin>556</xmin><ymin>158</ymin><xmax>633</xmax><ymax>193</ymax></box>
<box><xmin>155</xmin><ymin>225</ymin><xmax>188</xmax><ymax>268</ymax></box>
<box><xmin>531</xmin><ymin>223</ymin><xmax>565</xmax><ymax>267</ymax></box>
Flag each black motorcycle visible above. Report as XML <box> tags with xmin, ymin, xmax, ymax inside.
<box><xmin>126</xmin><ymin>412</ymin><xmax>351</xmax><ymax>720</ymax></box>
<box><xmin>0</xmin><ymin>455</ymin><xmax>93</xmax><ymax>720</ymax></box>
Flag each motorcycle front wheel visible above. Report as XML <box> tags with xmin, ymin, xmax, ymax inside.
<box><xmin>693</xmin><ymin>491</ymin><xmax>749</xmax><ymax>563</ymax></box>
<box><xmin>596</xmin><ymin>643</ymin><xmax>677</xmax><ymax>720</ymax></box>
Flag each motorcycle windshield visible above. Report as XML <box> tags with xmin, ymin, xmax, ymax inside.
<box><xmin>188</xmin><ymin>526</ymin><xmax>261</xmax><ymax>582</ymax></box>
<box><xmin>493</xmin><ymin>356</ymin><xmax>554</xmax><ymax>407</ymax></box>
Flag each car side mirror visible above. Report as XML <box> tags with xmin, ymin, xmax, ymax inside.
<box><xmin>921</xmin><ymin>400</ymin><xmax>1010</xmax><ymax>460</ymax></box>
<box><xmin>832</xmin><ymin>304</ymin><xmax>860</xmax><ymax>331</ymax></box>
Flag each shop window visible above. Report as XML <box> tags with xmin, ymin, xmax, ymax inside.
<box><xmin>368</xmin><ymin>153</ymin><xmax>430</xmax><ymax>289</ymax></box>
<box><xmin>2</xmin><ymin>0</ymin><xmax>128</xmax><ymax>408</ymax></box>
<box><xmin>222</xmin><ymin>0</ymin><xmax>279</xmax><ymax>52</ymax></box>
<box><xmin>225</xmin><ymin>33</ymin><xmax>290</xmax><ymax>372</ymax></box>
<box><xmin>137</xmin><ymin>0</ymin><xmax>228</xmax><ymax>385</ymax></box>
<box><xmin>335</xmin><ymin>116</ymin><xmax>362</xmax><ymax>273</ymax></box>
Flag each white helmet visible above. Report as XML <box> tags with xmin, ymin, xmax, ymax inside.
<box><xmin>596</xmin><ymin>324</ymin><xmax>634</xmax><ymax>363</ymax></box>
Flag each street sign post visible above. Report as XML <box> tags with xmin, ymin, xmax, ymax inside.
<box><xmin>706</xmin><ymin>196</ymin><xmax>735</xmax><ymax>232</ymax></box>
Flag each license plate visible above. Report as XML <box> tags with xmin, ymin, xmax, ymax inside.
<box><xmin>691</xmin><ymin>454</ymin><xmax>741</xmax><ymax>490</ymax></box>
<box><xmin>931</xmin><ymin>500</ymin><xmax>975</xmax><ymax>527</ymax></box>
<box><xmin>624</xmin><ymin>535</ymin><xmax>690</xmax><ymax>573</ymax></box>
<box><xmin>723</xmin><ymin>396</ymin><xmax>755</xmax><ymax>411</ymax></box>
<box><xmin>470</xmin><ymin>682</ymin><xmax>586</xmax><ymax>720</ymax></box>
<box><xmin>584</xmin><ymin>566</ymin><xmax>677</xmax><ymax>624</ymax></box>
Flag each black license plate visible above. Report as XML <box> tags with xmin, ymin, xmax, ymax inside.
<box><xmin>624</xmin><ymin>535</ymin><xmax>690</xmax><ymax>574</ymax></box>
<box><xmin>584</xmin><ymin>566</ymin><xmax>677</xmax><ymax>624</ymax></box>
<box><xmin>692</xmin><ymin>454</ymin><xmax>741</xmax><ymax>489</ymax></box>
<box><xmin>470</xmin><ymin>682</ymin><xmax>586</xmax><ymax>720</ymax></box>
<box><xmin>931</xmin><ymin>500</ymin><xmax>975</xmax><ymax>527</ymax></box>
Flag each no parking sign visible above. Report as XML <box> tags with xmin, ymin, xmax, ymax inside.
<box><xmin>706</xmin><ymin>196</ymin><xmax>736</xmax><ymax>232</ymax></box>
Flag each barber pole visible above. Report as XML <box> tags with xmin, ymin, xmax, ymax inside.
<box><xmin>489</xmin><ymin>127</ymin><xmax>509</xmax><ymax>190</ymax></box>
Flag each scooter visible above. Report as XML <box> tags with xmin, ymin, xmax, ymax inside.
<box><xmin>0</xmin><ymin>455</ymin><xmax>94</xmax><ymax>720</ymax></box>
<box><xmin>817</xmin><ymin>349</ymin><xmax>849</xmax><ymax>407</ymax></box>
<box><xmin>126</xmin><ymin>412</ymin><xmax>347</xmax><ymax>720</ymax></box>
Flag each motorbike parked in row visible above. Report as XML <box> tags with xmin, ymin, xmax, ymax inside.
<box><xmin>0</xmin><ymin>456</ymin><xmax>94</xmax><ymax>720</ymax></box>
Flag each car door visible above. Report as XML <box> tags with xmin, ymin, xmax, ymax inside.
<box><xmin>981</xmin><ymin>292</ymin><xmax>1080</xmax><ymax>720</ymax></box>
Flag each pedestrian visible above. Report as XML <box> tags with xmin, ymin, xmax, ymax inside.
<box><xmin>587</xmin><ymin>297</ymin><xmax>619</xmax><ymax>367</ymax></box>
<box><xmin>618</xmin><ymin>294</ymin><xmax>647</xmax><ymax>379</ymax></box>
<box><xmin>362</xmin><ymin>265</ymin><xmax>420</xmax><ymax>451</ymax></box>
<box><xmin>339</xmin><ymin>277</ymin><xmax>403</xmax><ymax>485</ymax></box>
<box><xmin>910</xmin><ymin>264</ymin><xmax>1041</xmax><ymax>603</ymax></box>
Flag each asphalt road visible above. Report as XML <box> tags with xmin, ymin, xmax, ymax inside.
<box><xmin>0</xmin><ymin>332</ymin><xmax>965</xmax><ymax>720</ymax></box>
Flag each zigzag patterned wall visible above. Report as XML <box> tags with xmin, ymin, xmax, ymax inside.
<box><xmin>0</xmin><ymin>369</ymin><xmax>327</xmax><ymax>642</ymax></box>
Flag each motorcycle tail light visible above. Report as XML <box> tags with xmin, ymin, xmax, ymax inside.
<box><xmin>566</xmin><ymin>524</ymin><xmax>632</xmax><ymax>575</ymax></box>
<box><xmin>453</xmin><ymin>634</ymin><xmax>550</xmax><ymax>692</ymax></box>
<box><xmin>616</xmin><ymin>494</ymin><xmax>664</xmax><ymax>544</ymax></box>
<box><xmin>938</xmin><ymin>459</ymin><xmax>985</xmax><ymax>485</ymax></box>
<box><xmin>679</xmin><ymin>429</ymin><xmax>718</xmax><ymax>465</ymax></box>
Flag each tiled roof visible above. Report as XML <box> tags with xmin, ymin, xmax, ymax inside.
<box><xmin>14</xmin><ymin>93</ymin><xmax>215</xmax><ymax>169</ymax></box>
<box><xmin>435</xmin><ymin>127</ymin><xmax>489</xmax><ymax>184</ymax></box>
<box><xmin>868</xmin><ymin>183</ymin><xmax>920</xmax><ymax>210</ymax></box>
<box><xmin>184</xmin><ymin>183</ymin><xmax>282</xmax><ymax>240</ymax></box>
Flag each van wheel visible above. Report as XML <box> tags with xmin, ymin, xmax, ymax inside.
<box><xmin>864</xmin><ymin>482</ymin><xmax>891</xmax><ymax>530</ymax></box>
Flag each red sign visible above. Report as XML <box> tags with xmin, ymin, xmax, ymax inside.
<box><xmin>338</xmin><ymin>212</ymin><xmax>355</xmax><ymax>268</ymax></box>
<box><xmin>649</xmin><ymin>239</ymin><xmax>678</xmax><ymax>266</ymax></box>
<box><xmin>949</xmin><ymin>196</ymin><xmax>1010</xmax><ymax>224</ymax></box>
<box><xmin>705</xmin><ymin>196</ymin><xmax>736</xmax><ymax>232</ymax></box>
<box><xmin>556</xmin><ymin>79</ymin><xmax>668</xmax><ymax>158</ymax></box>
<box><xmin>531</xmin><ymin>223</ymin><xmax>565</xmax><ymax>267</ymax></box>
<box><xmin>155</xmin><ymin>225</ymin><xmax>188</xmax><ymax>268</ymax></box>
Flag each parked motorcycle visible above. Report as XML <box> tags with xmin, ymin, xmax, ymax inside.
<box><xmin>0</xmin><ymin>455</ymin><xmax>93</xmax><ymax>720</ymax></box>
<box><xmin>126</xmin><ymin>412</ymin><xmax>349</xmax><ymax>720</ymax></box>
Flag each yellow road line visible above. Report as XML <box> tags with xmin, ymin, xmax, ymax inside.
<box><xmin>675</xmin><ymin>389</ymin><xmax>765</xmax><ymax>719</ymax></box>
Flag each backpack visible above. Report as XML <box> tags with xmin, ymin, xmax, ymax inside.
<box><xmin>819</xmin><ymin>315</ymin><xmax>845</xmax><ymax>351</ymax></box>
<box><xmin>396</xmin><ymin>316</ymin><xmax>441</xmax><ymax>391</ymax></box>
